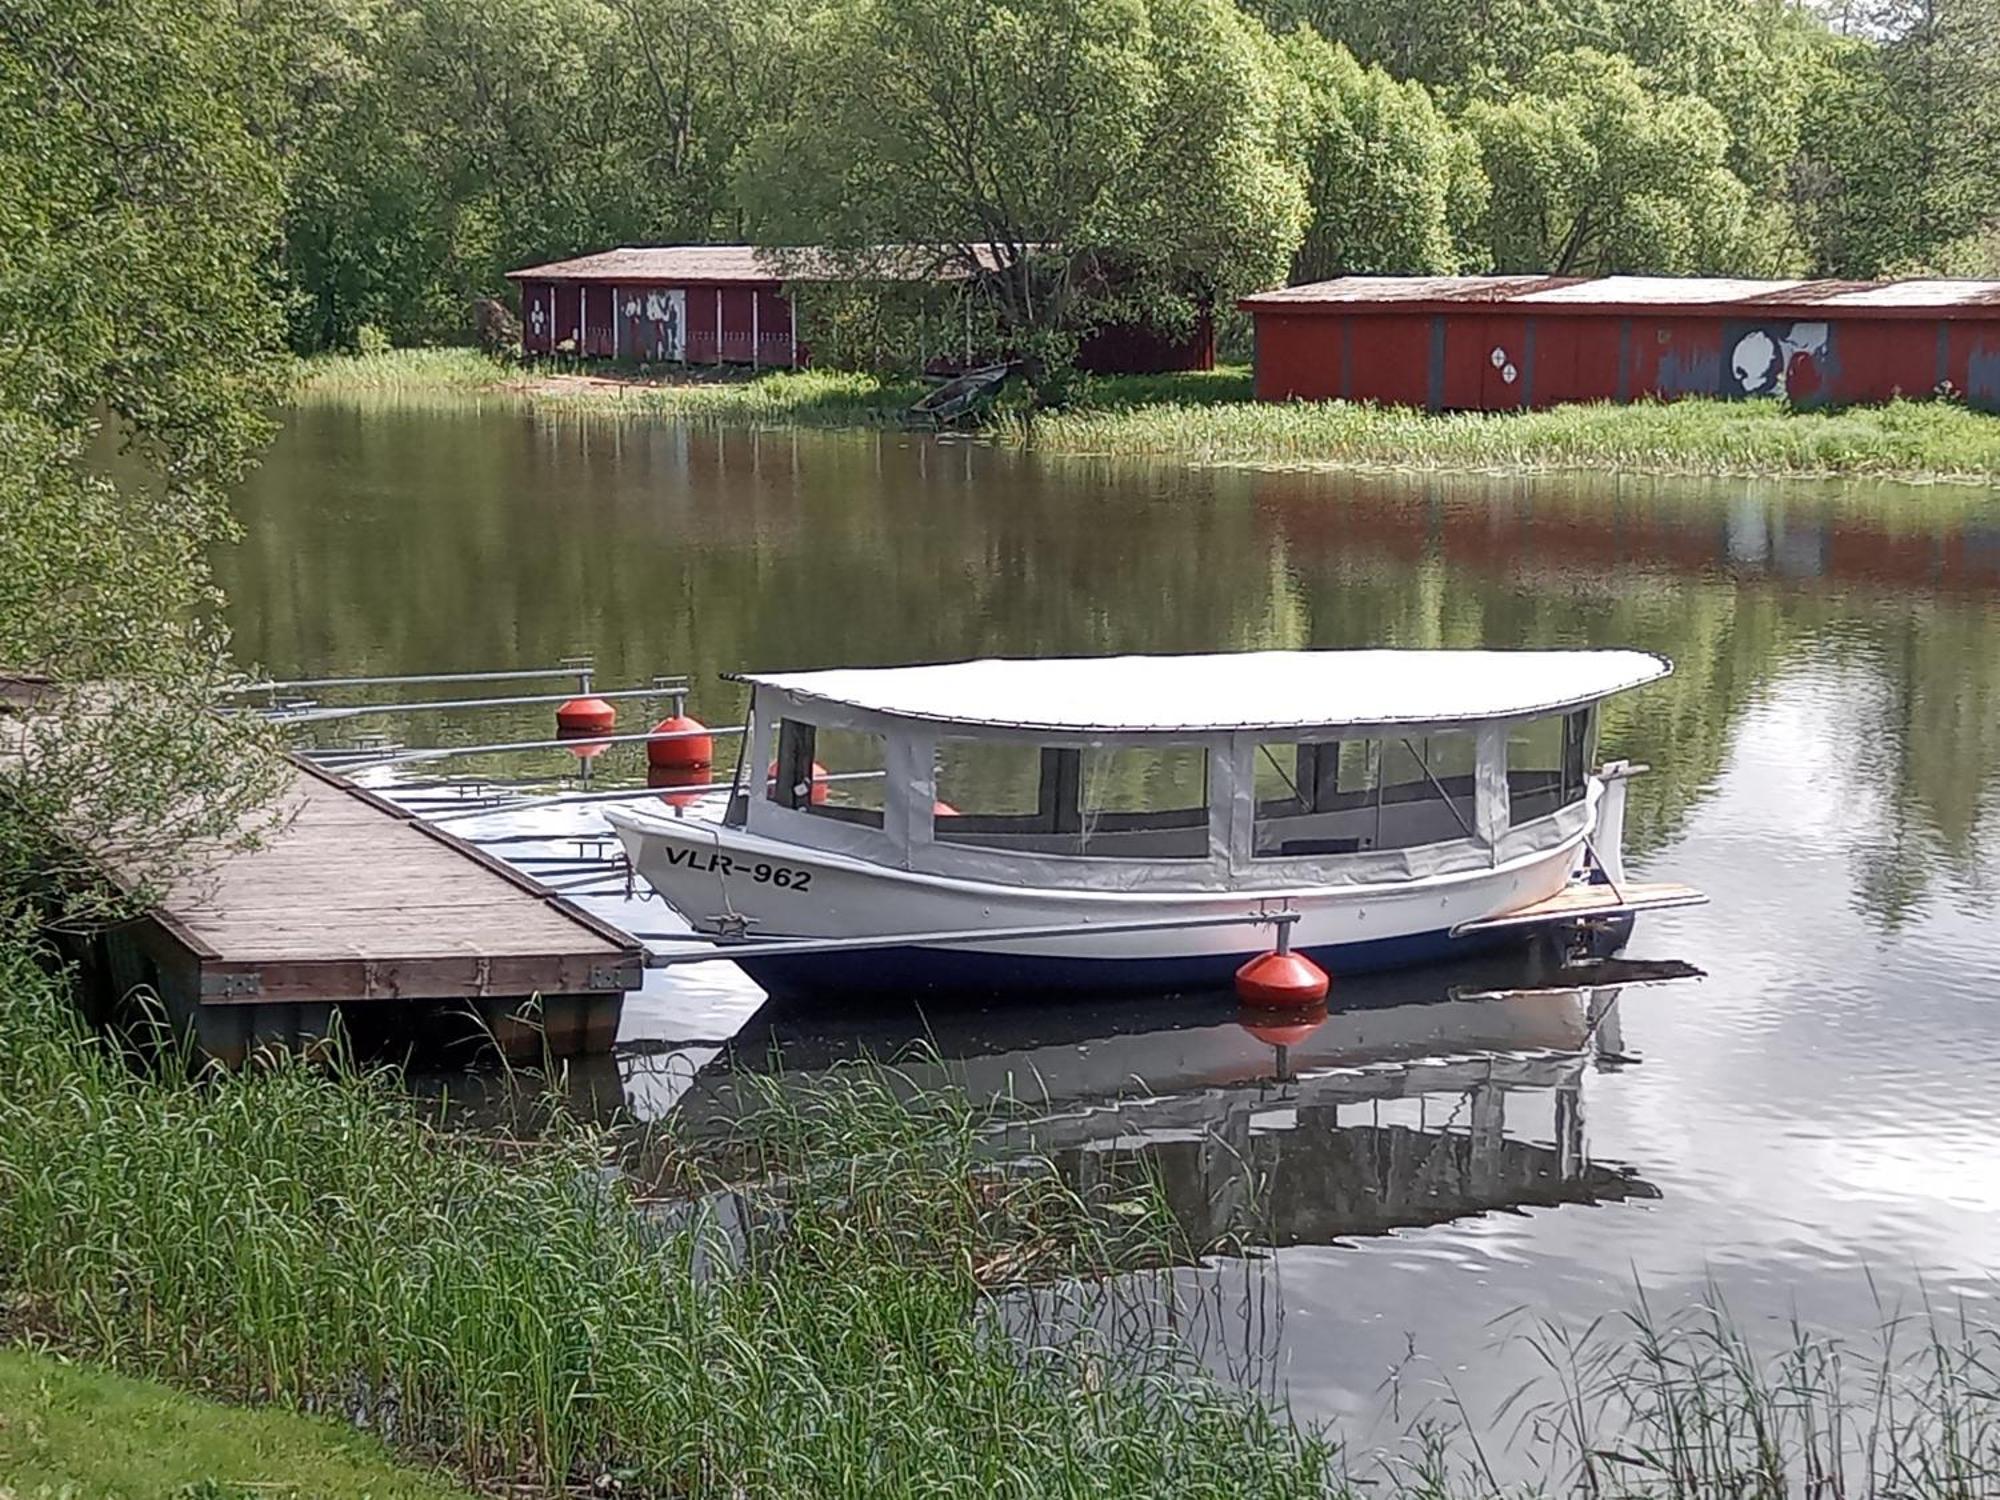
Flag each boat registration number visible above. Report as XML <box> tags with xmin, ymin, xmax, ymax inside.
<box><xmin>660</xmin><ymin>845</ymin><xmax>813</xmax><ymax>891</ymax></box>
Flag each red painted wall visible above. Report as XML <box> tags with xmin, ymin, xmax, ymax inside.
<box><xmin>1249</xmin><ymin>307</ymin><xmax>2000</xmax><ymax>412</ymax></box>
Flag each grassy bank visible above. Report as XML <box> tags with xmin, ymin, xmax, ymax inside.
<box><xmin>9</xmin><ymin>938</ymin><xmax>2000</xmax><ymax>1496</ymax></box>
<box><xmin>300</xmin><ymin>349</ymin><xmax>2000</xmax><ymax>482</ymax></box>
<box><xmin>303</xmin><ymin>347</ymin><xmax>920</xmax><ymax>426</ymax></box>
<box><xmin>1018</xmin><ymin>388</ymin><xmax>2000</xmax><ymax>482</ymax></box>
<box><xmin>0</xmin><ymin>936</ymin><xmax>1332</xmax><ymax>1499</ymax></box>
<box><xmin>0</xmin><ymin>1348</ymin><xmax>471</xmax><ymax>1499</ymax></box>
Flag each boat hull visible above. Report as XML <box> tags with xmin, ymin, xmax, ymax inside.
<box><xmin>605</xmin><ymin>806</ymin><xmax>1593</xmax><ymax>1000</ymax></box>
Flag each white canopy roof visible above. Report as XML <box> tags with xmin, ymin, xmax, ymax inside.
<box><xmin>731</xmin><ymin>649</ymin><xmax>1672</xmax><ymax>734</ymax></box>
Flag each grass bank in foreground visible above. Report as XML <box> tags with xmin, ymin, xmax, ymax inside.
<box><xmin>302</xmin><ymin>349</ymin><xmax>2000</xmax><ymax>482</ymax></box>
<box><xmin>0</xmin><ymin>935</ymin><xmax>1331</xmax><ymax>1499</ymax></box>
<box><xmin>0</xmin><ymin>1348</ymin><xmax>470</xmax><ymax>1499</ymax></box>
<box><xmin>8</xmin><ymin>934</ymin><xmax>2000</xmax><ymax>1498</ymax></box>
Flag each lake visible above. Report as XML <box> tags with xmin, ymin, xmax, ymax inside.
<box><xmin>223</xmin><ymin>396</ymin><xmax>2000</xmax><ymax>1457</ymax></box>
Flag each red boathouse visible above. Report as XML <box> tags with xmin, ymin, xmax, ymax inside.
<box><xmin>1240</xmin><ymin>275</ymin><xmax>2000</xmax><ymax>412</ymax></box>
<box><xmin>509</xmin><ymin>244</ymin><xmax>1215</xmax><ymax>374</ymax></box>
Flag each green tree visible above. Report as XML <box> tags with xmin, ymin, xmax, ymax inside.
<box><xmin>269</xmin><ymin>0</ymin><xmax>804</xmax><ymax>350</ymax></box>
<box><xmin>1464</xmin><ymin>48</ymin><xmax>1794</xmax><ymax>274</ymax></box>
<box><xmin>1283</xmin><ymin>27</ymin><xmax>1491</xmax><ymax>281</ymax></box>
<box><xmin>0</xmin><ymin>0</ymin><xmax>290</xmax><ymax>917</ymax></box>
<box><xmin>735</xmin><ymin>0</ymin><xmax>1310</xmax><ymax>379</ymax></box>
<box><xmin>1793</xmin><ymin>0</ymin><xmax>2000</xmax><ymax>275</ymax></box>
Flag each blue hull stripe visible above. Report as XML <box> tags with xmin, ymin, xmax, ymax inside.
<box><xmin>736</xmin><ymin>925</ymin><xmax>1539</xmax><ymax>1001</ymax></box>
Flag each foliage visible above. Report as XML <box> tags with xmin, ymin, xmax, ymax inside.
<box><xmin>0</xmin><ymin>936</ymin><xmax>1339</xmax><ymax>1497</ymax></box>
<box><xmin>0</xmin><ymin>0</ymin><xmax>292</xmax><ymax>923</ymax></box>
<box><xmin>0</xmin><ymin>1347</ymin><xmax>471</xmax><ymax>1499</ymax></box>
<box><xmin>1463</xmin><ymin>48</ymin><xmax>1793</xmax><ymax>275</ymax></box>
<box><xmin>1793</xmin><ymin>0</ymin><xmax>2000</xmax><ymax>277</ymax></box>
<box><xmin>1282</xmin><ymin>29</ymin><xmax>1489</xmax><ymax>280</ymax></box>
<box><xmin>264</xmin><ymin>0</ymin><xmax>814</xmax><ymax>350</ymax></box>
<box><xmin>734</xmin><ymin>0</ymin><xmax>1310</xmax><ymax>377</ymax></box>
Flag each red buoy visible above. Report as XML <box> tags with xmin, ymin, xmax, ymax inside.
<box><xmin>767</xmin><ymin>759</ymin><xmax>831</xmax><ymax>805</ymax></box>
<box><xmin>933</xmin><ymin>798</ymin><xmax>960</xmax><ymax>817</ymax></box>
<box><xmin>555</xmin><ymin>696</ymin><xmax>616</xmax><ymax>734</ymax></box>
<box><xmin>1234</xmin><ymin>949</ymin><xmax>1330</xmax><ymax>1007</ymax></box>
<box><xmin>647</xmin><ymin>713</ymin><xmax>712</xmax><ymax>771</ymax></box>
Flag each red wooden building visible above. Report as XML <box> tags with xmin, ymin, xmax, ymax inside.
<box><xmin>1240</xmin><ymin>275</ymin><xmax>2000</xmax><ymax>412</ymax></box>
<box><xmin>508</xmin><ymin>244</ymin><xmax>1214</xmax><ymax>373</ymax></box>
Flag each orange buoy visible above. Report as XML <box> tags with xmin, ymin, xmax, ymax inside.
<box><xmin>646</xmin><ymin>713</ymin><xmax>712</xmax><ymax>770</ymax></box>
<box><xmin>555</xmin><ymin>695</ymin><xmax>616</xmax><ymax>735</ymax></box>
<box><xmin>767</xmin><ymin>759</ymin><xmax>831</xmax><ymax>805</ymax></box>
<box><xmin>1236</xmin><ymin>1002</ymin><xmax>1329</xmax><ymax>1050</ymax></box>
<box><xmin>1234</xmin><ymin>949</ymin><xmax>1330</xmax><ymax>1007</ymax></box>
<box><xmin>933</xmin><ymin>798</ymin><xmax>960</xmax><ymax>817</ymax></box>
<box><xmin>648</xmin><ymin>763</ymin><xmax>713</xmax><ymax>808</ymax></box>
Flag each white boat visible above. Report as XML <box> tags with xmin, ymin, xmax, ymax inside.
<box><xmin>604</xmin><ymin>649</ymin><xmax>1703</xmax><ymax>998</ymax></box>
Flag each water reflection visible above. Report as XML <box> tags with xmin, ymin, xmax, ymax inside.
<box><xmin>225</xmin><ymin>404</ymin><xmax>2000</xmax><ymax>927</ymax></box>
<box><xmin>224</xmin><ymin>396</ymin><xmax>2000</xmax><ymax>1436</ymax></box>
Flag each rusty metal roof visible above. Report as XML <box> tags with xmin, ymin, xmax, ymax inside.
<box><xmin>1241</xmin><ymin>274</ymin><xmax>2000</xmax><ymax>318</ymax></box>
<box><xmin>508</xmin><ymin>243</ymin><xmax>1019</xmax><ymax>285</ymax></box>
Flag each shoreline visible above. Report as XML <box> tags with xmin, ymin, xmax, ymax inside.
<box><xmin>300</xmin><ymin>348</ymin><xmax>2000</xmax><ymax>486</ymax></box>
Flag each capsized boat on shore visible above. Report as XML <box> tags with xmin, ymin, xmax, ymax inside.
<box><xmin>604</xmin><ymin>649</ymin><xmax>1704</xmax><ymax>998</ymax></box>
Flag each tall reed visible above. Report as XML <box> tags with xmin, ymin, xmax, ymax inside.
<box><xmin>0</xmin><ymin>933</ymin><xmax>1335</xmax><ymax>1498</ymax></box>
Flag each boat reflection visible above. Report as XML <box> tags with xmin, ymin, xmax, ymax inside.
<box><xmin>662</xmin><ymin>950</ymin><xmax>1691</xmax><ymax>1252</ymax></box>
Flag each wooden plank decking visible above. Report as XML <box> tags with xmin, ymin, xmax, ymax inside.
<box><xmin>169</xmin><ymin>756</ymin><xmax>641</xmax><ymax>1004</ymax></box>
<box><xmin>3</xmin><ymin>674</ymin><xmax>643</xmax><ymax>1058</ymax></box>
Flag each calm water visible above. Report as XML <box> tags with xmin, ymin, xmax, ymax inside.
<box><xmin>224</xmin><ymin>399</ymin><xmax>2000</xmax><ymax>1451</ymax></box>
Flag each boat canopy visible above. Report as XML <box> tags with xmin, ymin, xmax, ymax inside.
<box><xmin>729</xmin><ymin>649</ymin><xmax>1672</xmax><ymax>735</ymax></box>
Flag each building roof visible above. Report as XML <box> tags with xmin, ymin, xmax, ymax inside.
<box><xmin>730</xmin><ymin>649</ymin><xmax>1673</xmax><ymax>735</ymax></box>
<box><xmin>507</xmin><ymin>243</ymin><xmax>1021</xmax><ymax>286</ymax></box>
<box><xmin>1240</xmin><ymin>274</ymin><xmax>2000</xmax><ymax>320</ymax></box>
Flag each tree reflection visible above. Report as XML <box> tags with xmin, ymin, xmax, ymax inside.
<box><xmin>219</xmin><ymin>400</ymin><xmax>2000</xmax><ymax>927</ymax></box>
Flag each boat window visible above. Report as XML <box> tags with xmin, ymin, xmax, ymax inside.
<box><xmin>1252</xmin><ymin>734</ymin><xmax>1475</xmax><ymax>857</ymax></box>
<box><xmin>932</xmin><ymin>739</ymin><xmax>1210</xmax><ymax>858</ymax></box>
<box><xmin>767</xmin><ymin>719</ymin><xmax>885</xmax><ymax>828</ymax></box>
<box><xmin>1507</xmin><ymin>707</ymin><xmax>1595</xmax><ymax>823</ymax></box>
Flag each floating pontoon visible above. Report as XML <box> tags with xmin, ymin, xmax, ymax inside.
<box><xmin>604</xmin><ymin>650</ymin><xmax>1703</xmax><ymax>998</ymax></box>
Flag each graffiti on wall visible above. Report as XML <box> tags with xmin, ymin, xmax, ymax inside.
<box><xmin>1730</xmin><ymin>322</ymin><xmax>1828</xmax><ymax>400</ymax></box>
<box><xmin>622</xmin><ymin>288</ymin><xmax>686</xmax><ymax>362</ymax></box>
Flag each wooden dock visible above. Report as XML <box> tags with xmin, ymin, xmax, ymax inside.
<box><xmin>4</xmin><ymin>676</ymin><xmax>643</xmax><ymax>1062</ymax></box>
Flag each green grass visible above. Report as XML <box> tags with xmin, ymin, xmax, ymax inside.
<box><xmin>0</xmin><ymin>933</ymin><xmax>1334</xmax><ymax>1499</ymax></box>
<box><xmin>301</xmin><ymin>347</ymin><xmax>2000</xmax><ymax>482</ymax></box>
<box><xmin>301</xmin><ymin>348</ymin><xmax>919</xmax><ymax>425</ymax></box>
<box><xmin>1016</xmin><ymin>390</ymin><xmax>2000</xmax><ymax>483</ymax></box>
<box><xmin>11</xmin><ymin>931</ymin><xmax>2000</xmax><ymax>1498</ymax></box>
<box><xmin>0</xmin><ymin>1347</ymin><xmax>470</xmax><ymax>1499</ymax></box>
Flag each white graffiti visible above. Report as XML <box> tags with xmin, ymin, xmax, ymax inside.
<box><xmin>1731</xmin><ymin>322</ymin><xmax>1827</xmax><ymax>398</ymax></box>
<box><xmin>635</xmin><ymin>288</ymin><xmax>686</xmax><ymax>362</ymax></box>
